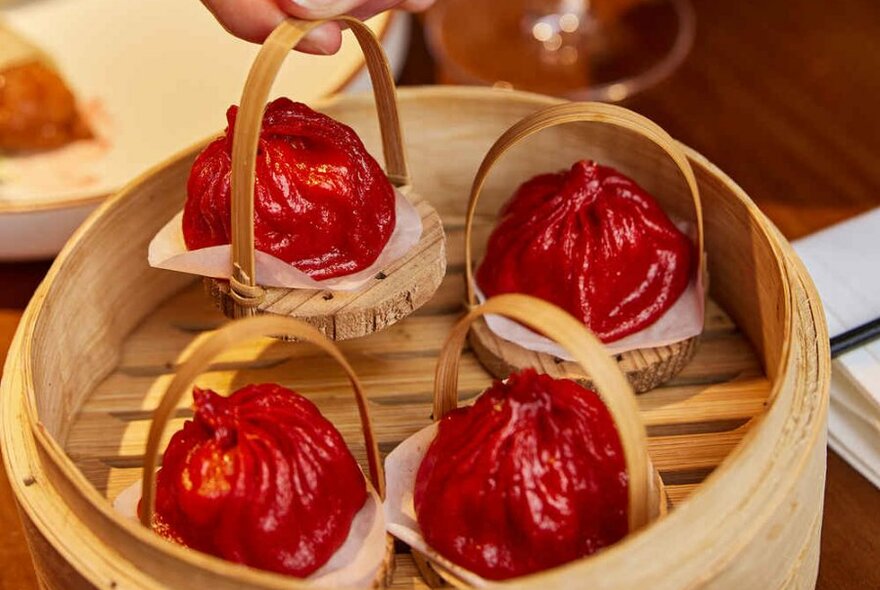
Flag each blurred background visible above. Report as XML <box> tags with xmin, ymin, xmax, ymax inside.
<box><xmin>1</xmin><ymin>0</ymin><xmax>878</xmax><ymax>589</ymax></box>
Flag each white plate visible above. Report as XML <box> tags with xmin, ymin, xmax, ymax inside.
<box><xmin>0</xmin><ymin>0</ymin><xmax>409</xmax><ymax>260</ymax></box>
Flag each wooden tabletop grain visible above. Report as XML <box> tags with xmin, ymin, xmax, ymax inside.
<box><xmin>1</xmin><ymin>0</ymin><xmax>879</xmax><ymax>588</ymax></box>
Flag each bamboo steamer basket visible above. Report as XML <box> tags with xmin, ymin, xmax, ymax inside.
<box><xmin>0</xmin><ymin>86</ymin><xmax>828</xmax><ymax>589</ymax></box>
<box><xmin>463</xmin><ymin>102</ymin><xmax>707</xmax><ymax>393</ymax></box>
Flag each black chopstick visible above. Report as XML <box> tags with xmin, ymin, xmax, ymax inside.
<box><xmin>830</xmin><ymin>317</ymin><xmax>880</xmax><ymax>358</ymax></box>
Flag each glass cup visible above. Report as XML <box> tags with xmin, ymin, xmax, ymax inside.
<box><xmin>425</xmin><ymin>0</ymin><xmax>696</xmax><ymax>102</ymax></box>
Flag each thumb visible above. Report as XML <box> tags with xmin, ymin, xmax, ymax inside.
<box><xmin>275</xmin><ymin>0</ymin><xmax>350</xmax><ymax>54</ymax></box>
<box><xmin>274</xmin><ymin>0</ymin><xmax>366</xmax><ymax>54</ymax></box>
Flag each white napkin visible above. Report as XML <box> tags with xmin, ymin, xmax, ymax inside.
<box><xmin>793</xmin><ymin>207</ymin><xmax>880</xmax><ymax>488</ymax></box>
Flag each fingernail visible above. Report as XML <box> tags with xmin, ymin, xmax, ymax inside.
<box><xmin>287</xmin><ymin>0</ymin><xmax>352</xmax><ymax>18</ymax></box>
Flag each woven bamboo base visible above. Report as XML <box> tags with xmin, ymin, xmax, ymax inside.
<box><xmin>469</xmin><ymin>319</ymin><xmax>700</xmax><ymax>394</ymax></box>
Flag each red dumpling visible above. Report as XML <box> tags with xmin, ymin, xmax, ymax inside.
<box><xmin>147</xmin><ymin>384</ymin><xmax>367</xmax><ymax>577</ymax></box>
<box><xmin>476</xmin><ymin>160</ymin><xmax>693</xmax><ymax>342</ymax></box>
<box><xmin>182</xmin><ymin>98</ymin><xmax>396</xmax><ymax>280</ymax></box>
<box><xmin>414</xmin><ymin>369</ymin><xmax>628</xmax><ymax>580</ymax></box>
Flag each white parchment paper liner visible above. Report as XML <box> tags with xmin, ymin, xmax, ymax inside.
<box><xmin>384</xmin><ymin>422</ymin><xmax>495</xmax><ymax>588</ymax></box>
<box><xmin>476</xmin><ymin>222</ymin><xmax>705</xmax><ymax>359</ymax></box>
<box><xmin>148</xmin><ymin>188</ymin><xmax>422</xmax><ymax>292</ymax></box>
<box><xmin>115</xmin><ymin>478</ymin><xmax>387</xmax><ymax>589</ymax></box>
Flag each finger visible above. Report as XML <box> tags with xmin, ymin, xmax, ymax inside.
<box><xmin>201</xmin><ymin>0</ymin><xmax>286</xmax><ymax>43</ymax></box>
<box><xmin>346</xmin><ymin>0</ymin><xmax>400</xmax><ymax>20</ymax></box>
<box><xmin>398</xmin><ymin>0</ymin><xmax>435</xmax><ymax>12</ymax></box>
<box><xmin>294</xmin><ymin>22</ymin><xmax>344</xmax><ymax>55</ymax></box>
<box><xmin>275</xmin><ymin>0</ymin><xmax>435</xmax><ymax>21</ymax></box>
<box><xmin>274</xmin><ymin>0</ymin><xmax>367</xmax><ymax>19</ymax></box>
<box><xmin>202</xmin><ymin>0</ymin><xmax>343</xmax><ymax>53</ymax></box>
<box><xmin>275</xmin><ymin>0</ymin><xmax>393</xmax><ymax>52</ymax></box>
<box><xmin>342</xmin><ymin>0</ymin><xmax>436</xmax><ymax>20</ymax></box>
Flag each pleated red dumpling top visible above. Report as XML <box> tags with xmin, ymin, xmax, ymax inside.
<box><xmin>414</xmin><ymin>369</ymin><xmax>628</xmax><ymax>580</ymax></box>
<box><xmin>147</xmin><ymin>384</ymin><xmax>367</xmax><ymax>577</ymax></box>
<box><xmin>182</xmin><ymin>98</ymin><xmax>396</xmax><ymax>280</ymax></box>
<box><xmin>476</xmin><ymin>160</ymin><xmax>693</xmax><ymax>342</ymax></box>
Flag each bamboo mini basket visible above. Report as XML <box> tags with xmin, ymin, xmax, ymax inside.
<box><xmin>197</xmin><ymin>18</ymin><xmax>446</xmax><ymax>338</ymax></box>
<box><xmin>388</xmin><ymin>294</ymin><xmax>667</xmax><ymax>588</ymax></box>
<box><xmin>1</xmin><ymin>86</ymin><xmax>828</xmax><ymax>589</ymax></box>
<box><xmin>463</xmin><ymin>101</ymin><xmax>707</xmax><ymax>394</ymax></box>
<box><xmin>132</xmin><ymin>314</ymin><xmax>394</xmax><ymax>587</ymax></box>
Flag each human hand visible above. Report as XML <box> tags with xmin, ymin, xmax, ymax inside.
<box><xmin>201</xmin><ymin>0</ymin><xmax>434</xmax><ymax>54</ymax></box>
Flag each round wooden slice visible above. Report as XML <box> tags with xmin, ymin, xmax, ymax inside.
<box><xmin>205</xmin><ymin>191</ymin><xmax>446</xmax><ymax>341</ymax></box>
<box><xmin>469</xmin><ymin>317</ymin><xmax>700</xmax><ymax>394</ymax></box>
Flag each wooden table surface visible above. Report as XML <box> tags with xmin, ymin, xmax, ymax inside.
<box><xmin>1</xmin><ymin>0</ymin><xmax>879</xmax><ymax>588</ymax></box>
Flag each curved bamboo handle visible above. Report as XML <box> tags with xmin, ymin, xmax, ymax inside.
<box><xmin>434</xmin><ymin>294</ymin><xmax>652</xmax><ymax>532</ymax></box>
<box><xmin>230</xmin><ymin>17</ymin><xmax>409</xmax><ymax>312</ymax></box>
<box><xmin>464</xmin><ymin>101</ymin><xmax>705</xmax><ymax>307</ymax></box>
<box><xmin>140</xmin><ymin>315</ymin><xmax>385</xmax><ymax>528</ymax></box>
